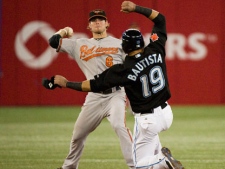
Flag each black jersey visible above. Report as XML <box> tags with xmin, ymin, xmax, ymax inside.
<box><xmin>90</xmin><ymin>13</ymin><xmax>171</xmax><ymax>113</ymax></box>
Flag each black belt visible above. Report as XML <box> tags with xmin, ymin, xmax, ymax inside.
<box><xmin>99</xmin><ymin>86</ymin><xmax>121</xmax><ymax>94</ymax></box>
<box><xmin>161</xmin><ymin>102</ymin><xmax>167</xmax><ymax>109</ymax></box>
<box><xmin>141</xmin><ymin>102</ymin><xmax>167</xmax><ymax>114</ymax></box>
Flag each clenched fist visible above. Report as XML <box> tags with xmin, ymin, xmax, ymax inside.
<box><xmin>121</xmin><ymin>1</ymin><xmax>136</xmax><ymax>13</ymax></box>
<box><xmin>54</xmin><ymin>75</ymin><xmax>68</xmax><ymax>88</ymax></box>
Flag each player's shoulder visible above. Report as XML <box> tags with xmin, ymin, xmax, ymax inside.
<box><xmin>76</xmin><ymin>37</ymin><xmax>89</xmax><ymax>42</ymax></box>
<box><xmin>105</xmin><ymin>36</ymin><xmax>122</xmax><ymax>42</ymax></box>
<box><xmin>73</xmin><ymin>38</ymin><xmax>97</xmax><ymax>45</ymax></box>
<box><xmin>62</xmin><ymin>37</ymin><xmax>86</xmax><ymax>43</ymax></box>
<box><xmin>103</xmin><ymin>36</ymin><xmax>122</xmax><ymax>47</ymax></box>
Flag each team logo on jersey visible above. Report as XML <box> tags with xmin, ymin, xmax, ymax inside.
<box><xmin>80</xmin><ymin>45</ymin><xmax>119</xmax><ymax>61</ymax></box>
<box><xmin>150</xmin><ymin>33</ymin><xmax>159</xmax><ymax>42</ymax></box>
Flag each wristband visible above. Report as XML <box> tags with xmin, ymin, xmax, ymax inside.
<box><xmin>135</xmin><ymin>6</ymin><xmax>152</xmax><ymax>18</ymax></box>
<box><xmin>66</xmin><ymin>82</ymin><xmax>82</xmax><ymax>91</ymax></box>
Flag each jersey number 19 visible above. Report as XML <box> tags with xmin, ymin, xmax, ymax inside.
<box><xmin>140</xmin><ymin>66</ymin><xmax>165</xmax><ymax>98</ymax></box>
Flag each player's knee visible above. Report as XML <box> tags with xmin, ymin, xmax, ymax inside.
<box><xmin>111</xmin><ymin>122</ymin><xmax>126</xmax><ymax>132</ymax></box>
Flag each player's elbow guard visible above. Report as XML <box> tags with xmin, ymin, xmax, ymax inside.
<box><xmin>49</xmin><ymin>34</ymin><xmax>61</xmax><ymax>49</ymax></box>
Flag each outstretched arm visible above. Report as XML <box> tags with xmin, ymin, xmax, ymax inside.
<box><xmin>52</xmin><ymin>64</ymin><xmax>126</xmax><ymax>93</ymax></box>
<box><xmin>54</xmin><ymin>75</ymin><xmax>91</xmax><ymax>92</ymax></box>
<box><xmin>121</xmin><ymin>1</ymin><xmax>159</xmax><ymax>20</ymax></box>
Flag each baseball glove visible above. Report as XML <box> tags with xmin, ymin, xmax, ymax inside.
<box><xmin>42</xmin><ymin>76</ymin><xmax>61</xmax><ymax>90</ymax></box>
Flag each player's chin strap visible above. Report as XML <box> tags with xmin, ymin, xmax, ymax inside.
<box><xmin>42</xmin><ymin>76</ymin><xmax>62</xmax><ymax>90</ymax></box>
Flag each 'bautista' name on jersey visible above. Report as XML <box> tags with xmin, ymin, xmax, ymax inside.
<box><xmin>128</xmin><ymin>53</ymin><xmax>163</xmax><ymax>81</ymax></box>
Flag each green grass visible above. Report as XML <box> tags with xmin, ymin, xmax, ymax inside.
<box><xmin>0</xmin><ymin>106</ymin><xmax>225</xmax><ymax>169</ymax></box>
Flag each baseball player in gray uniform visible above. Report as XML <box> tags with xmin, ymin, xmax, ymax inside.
<box><xmin>48</xmin><ymin>9</ymin><xmax>134</xmax><ymax>169</ymax></box>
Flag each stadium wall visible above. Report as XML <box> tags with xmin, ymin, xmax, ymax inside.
<box><xmin>0</xmin><ymin>0</ymin><xmax>224</xmax><ymax>106</ymax></box>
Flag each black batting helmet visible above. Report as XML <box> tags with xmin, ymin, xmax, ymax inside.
<box><xmin>122</xmin><ymin>29</ymin><xmax>144</xmax><ymax>54</ymax></box>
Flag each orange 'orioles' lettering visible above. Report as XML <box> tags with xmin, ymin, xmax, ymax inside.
<box><xmin>80</xmin><ymin>45</ymin><xmax>118</xmax><ymax>61</ymax></box>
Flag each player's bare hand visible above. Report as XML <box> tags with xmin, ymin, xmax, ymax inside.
<box><xmin>54</xmin><ymin>75</ymin><xmax>68</xmax><ymax>88</ymax></box>
<box><xmin>121</xmin><ymin>1</ymin><xmax>136</xmax><ymax>13</ymax></box>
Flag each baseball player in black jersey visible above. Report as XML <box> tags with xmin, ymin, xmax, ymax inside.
<box><xmin>48</xmin><ymin>1</ymin><xmax>184</xmax><ymax>169</ymax></box>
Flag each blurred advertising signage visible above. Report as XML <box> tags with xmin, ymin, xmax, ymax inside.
<box><xmin>14</xmin><ymin>21</ymin><xmax>218</xmax><ymax>70</ymax></box>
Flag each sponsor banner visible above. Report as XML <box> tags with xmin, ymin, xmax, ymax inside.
<box><xmin>1</xmin><ymin>0</ymin><xmax>224</xmax><ymax>105</ymax></box>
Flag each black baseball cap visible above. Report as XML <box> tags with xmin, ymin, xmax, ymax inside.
<box><xmin>89</xmin><ymin>9</ymin><xmax>107</xmax><ymax>21</ymax></box>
